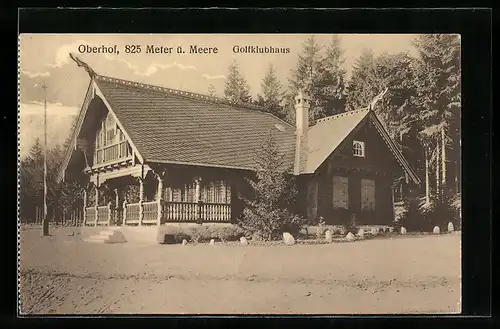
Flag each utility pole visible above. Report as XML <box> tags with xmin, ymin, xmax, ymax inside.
<box><xmin>42</xmin><ymin>82</ymin><xmax>49</xmax><ymax>236</ymax></box>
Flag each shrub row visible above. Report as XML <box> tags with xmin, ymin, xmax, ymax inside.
<box><xmin>395</xmin><ymin>193</ymin><xmax>461</xmax><ymax>233</ymax></box>
<box><xmin>160</xmin><ymin>225</ymin><xmax>245</xmax><ymax>244</ymax></box>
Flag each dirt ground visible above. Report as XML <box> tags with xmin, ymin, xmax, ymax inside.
<box><xmin>19</xmin><ymin>226</ymin><xmax>461</xmax><ymax>315</ymax></box>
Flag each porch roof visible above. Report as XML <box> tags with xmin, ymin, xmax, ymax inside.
<box><xmin>94</xmin><ymin>75</ymin><xmax>297</xmax><ymax>171</ymax></box>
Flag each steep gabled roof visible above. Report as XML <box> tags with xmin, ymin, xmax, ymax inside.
<box><xmin>94</xmin><ymin>75</ymin><xmax>297</xmax><ymax>171</ymax></box>
<box><xmin>303</xmin><ymin>109</ymin><xmax>421</xmax><ymax>184</ymax></box>
<box><xmin>60</xmin><ymin>72</ymin><xmax>419</xmax><ymax>185</ymax></box>
<box><xmin>305</xmin><ymin>109</ymin><xmax>371</xmax><ymax>174</ymax></box>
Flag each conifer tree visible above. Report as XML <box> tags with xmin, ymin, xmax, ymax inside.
<box><xmin>287</xmin><ymin>36</ymin><xmax>326</xmax><ymax>123</ymax></box>
<box><xmin>257</xmin><ymin>64</ymin><xmax>286</xmax><ymax>119</ymax></box>
<box><xmin>346</xmin><ymin>48</ymin><xmax>381</xmax><ymax>111</ymax></box>
<box><xmin>224</xmin><ymin>61</ymin><xmax>252</xmax><ymax>103</ymax></box>
<box><xmin>237</xmin><ymin>133</ymin><xmax>306</xmax><ymax>241</ymax></box>
<box><xmin>321</xmin><ymin>35</ymin><xmax>348</xmax><ymax>115</ymax></box>
<box><xmin>208</xmin><ymin>84</ymin><xmax>216</xmax><ymax>97</ymax></box>
<box><xmin>412</xmin><ymin>34</ymin><xmax>461</xmax><ymax>196</ymax></box>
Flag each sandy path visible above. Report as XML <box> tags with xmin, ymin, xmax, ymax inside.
<box><xmin>19</xmin><ymin>227</ymin><xmax>461</xmax><ymax>314</ymax></box>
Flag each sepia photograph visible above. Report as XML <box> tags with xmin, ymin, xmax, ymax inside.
<box><xmin>18</xmin><ymin>33</ymin><xmax>462</xmax><ymax>315</ymax></box>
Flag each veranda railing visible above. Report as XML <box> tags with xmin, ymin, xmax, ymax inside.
<box><xmin>85</xmin><ymin>200</ymin><xmax>232</xmax><ymax>226</ymax></box>
<box><xmin>84</xmin><ymin>204</ymin><xmax>112</xmax><ymax>226</ymax></box>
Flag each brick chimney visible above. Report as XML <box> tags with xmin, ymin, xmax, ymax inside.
<box><xmin>294</xmin><ymin>89</ymin><xmax>311</xmax><ymax>174</ymax></box>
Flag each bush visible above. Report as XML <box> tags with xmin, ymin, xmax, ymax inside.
<box><xmin>316</xmin><ymin>217</ymin><xmax>326</xmax><ymax>239</ymax></box>
<box><xmin>239</xmin><ymin>207</ymin><xmax>307</xmax><ymax>241</ymax></box>
<box><xmin>421</xmin><ymin>190</ymin><xmax>458</xmax><ymax>231</ymax></box>
<box><xmin>160</xmin><ymin>225</ymin><xmax>245</xmax><ymax>244</ymax></box>
<box><xmin>395</xmin><ymin>196</ymin><xmax>429</xmax><ymax>232</ymax></box>
<box><xmin>396</xmin><ymin>189</ymin><xmax>460</xmax><ymax>233</ymax></box>
<box><xmin>341</xmin><ymin>213</ymin><xmax>358</xmax><ymax>235</ymax></box>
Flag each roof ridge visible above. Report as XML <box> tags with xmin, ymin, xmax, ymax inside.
<box><xmin>315</xmin><ymin>107</ymin><xmax>370</xmax><ymax>124</ymax></box>
<box><xmin>95</xmin><ymin>74</ymin><xmax>268</xmax><ymax>113</ymax></box>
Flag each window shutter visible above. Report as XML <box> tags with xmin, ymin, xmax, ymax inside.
<box><xmin>361</xmin><ymin>179</ymin><xmax>376</xmax><ymax>210</ymax></box>
<box><xmin>333</xmin><ymin>176</ymin><xmax>349</xmax><ymax>209</ymax></box>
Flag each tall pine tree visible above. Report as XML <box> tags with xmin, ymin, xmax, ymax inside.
<box><xmin>287</xmin><ymin>36</ymin><xmax>327</xmax><ymax>124</ymax></box>
<box><xmin>256</xmin><ymin>64</ymin><xmax>286</xmax><ymax>120</ymax></box>
<box><xmin>412</xmin><ymin>34</ymin><xmax>461</xmax><ymax>196</ymax></box>
<box><xmin>224</xmin><ymin>61</ymin><xmax>252</xmax><ymax>103</ymax></box>
<box><xmin>346</xmin><ymin>48</ymin><xmax>382</xmax><ymax>111</ymax></box>
<box><xmin>321</xmin><ymin>35</ymin><xmax>348</xmax><ymax>116</ymax></box>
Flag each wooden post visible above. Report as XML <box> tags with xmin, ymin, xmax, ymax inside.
<box><xmin>435</xmin><ymin>143</ymin><xmax>440</xmax><ymax>198</ymax></box>
<box><xmin>122</xmin><ymin>200</ymin><xmax>127</xmax><ymax>226</ymax></box>
<box><xmin>94</xmin><ymin>185</ymin><xmax>99</xmax><ymax>227</ymax></box>
<box><xmin>114</xmin><ymin>188</ymin><xmax>119</xmax><ymax>225</ymax></box>
<box><xmin>138</xmin><ymin>178</ymin><xmax>144</xmax><ymax>226</ymax></box>
<box><xmin>441</xmin><ymin>126</ymin><xmax>446</xmax><ymax>187</ymax></box>
<box><xmin>83</xmin><ymin>189</ymin><xmax>87</xmax><ymax>226</ymax></box>
<box><xmin>107</xmin><ymin>201</ymin><xmax>112</xmax><ymax>226</ymax></box>
<box><xmin>195</xmin><ymin>177</ymin><xmax>202</xmax><ymax>224</ymax></box>
<box><xmin>156</xmin><ymin>173</ymin><xmax>164</xmax><ymax>226</ymax></box>
<box><xmin>425</xmin><ymin>147</ymin><xmax>430</xmax><ymax>204</ymax></box>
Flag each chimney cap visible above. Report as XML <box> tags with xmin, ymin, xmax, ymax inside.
<box><xmin>295</xmin><ymin>88</ymin><xmax>311</xmax><ymax>102</ymax></box>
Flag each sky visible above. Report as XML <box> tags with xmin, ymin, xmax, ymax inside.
<box><xmin>19</xmin><ymin>33</ymin><xmax>420</xmax><ymax>113</ymax></box>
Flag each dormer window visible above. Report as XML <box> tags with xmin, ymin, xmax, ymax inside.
<box><xmin>353</xmin><ymin>141</ymin><xmax>365</xmax><ymax>157</ymax></box>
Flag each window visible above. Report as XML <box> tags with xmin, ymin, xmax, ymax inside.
<box><xmin>353</xmin><ymin>141</ymin><xmax>365</xmax><ymax>157</ymax></box>
<box><xmin>333</xmin><ymin>176</ymin><xmax>349</xmax><ymax>209</ymax></box>
<box><xmin>165</xmin><ymin>184</ymin><xmax>196</xmax><ymax>202</ymax></box>
<box><xmin>361</xmin><ymin>179</ymin><xmax>376</xmax><ymax>210</ymax></box>
<box><xmin>164</xmin><ymin>180</ymin><xmax>231</xmax><ymax>204</ymax></box>
<box><xmin>202</xmin><ymin>180</ymin><xmax>231</xmax><ymax>204</ymax></box>
<box><xmin>105</xmin><ymin>113</ymin><xmax>116</xmax><ymax>144</ymax></box>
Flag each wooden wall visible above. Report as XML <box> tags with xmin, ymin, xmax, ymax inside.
<box><xmin>304</xmin><ymin>117</ymin><xmax>405</xmax><ymax>225</ymax></box>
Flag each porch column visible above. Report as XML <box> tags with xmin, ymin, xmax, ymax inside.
<box><xmin>82</xmin><ymin>188</ymin><xmax>87</xmax><ymax>226</ymax></box>
<box><xmin>107</xmin><ymin>201</ymin><xmax>112</xmax><ymax>226</ymax></box>
<box><xmin>94</xmin><ymin>184</ymin><xmax>99</xmax><ymax>227</ymax></box>
<box><xmin>138</xmin><ymin>178</ymin><xmax>144</xmax><ymax>226</ymax></box>
<box><xmin>156</xmin><ymin>173</ymin><xmax>164</xmax><ymax>226</ymax></box>
<box><xmin>114</xmin><ymin>188</ymin><xmax>119</xmax><ymax>226</ymax></box>
<box><xmin>114</xmin><ymin>188</ymin><xmax>119</xmax><ymax>208</ymax></box>
<box><xmin>122</xmin><ymin>200</ymin><xmax>127</xmax><ymax>226</ymax></box>
<box><xmin>195</xmin><ymin>177</ymin><xmax>202</xmax><ymax>224</ymax></box>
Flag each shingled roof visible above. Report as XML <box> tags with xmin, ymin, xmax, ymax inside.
<box><xmin>305</xmin><ymin>109</ymin><xmax>420</xmax><ymax>184</ymax></box>
<box><xmin>94</xmin><ymin>75</ymin><xmax>296</xmax><ymax>171</ymax></box>
<box><xmin>59</xmin><ymin>73</ymin><xmax>420</xmax><ymax>185</ymax></box>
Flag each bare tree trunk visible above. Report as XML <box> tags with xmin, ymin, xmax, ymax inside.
<box><xmin>425</xmin><ymin>147</ymin><xmax>430</xmax><ymax>204</ymax></box>
<box><xmin>441</xmin><ymin>126</ymin><xmax>446</xmax><ymax>187</ymax></box>
<box><xmin>435</xmin><ymin>142</ymin><xmax>440</xmax><ymax>198</ymax></box>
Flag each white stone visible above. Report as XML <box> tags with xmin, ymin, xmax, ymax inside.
<box><xmin>346</xmin><ymin>232</ymin><xmax>355</xmax><ymax>241</ymax></box>
<box><xmin>400</xmin><ymin>226</ymin><xmax>407</xmax><ymax>235</ymax></box>
<box><xmin>209</xmin><ymin>239</ymin><xmax>215</xmax><ymax>245</ymax></box>
<box><xmin>182</xmin><ymin>239</ymin><xmax>188</xmax><ymax>245</ymax></box>
<box><xmin>325</xmin><ymin>230</ymin><xmax>333</xmax><ymax>243</ymax></box>
<box><xmin>448</xmin><ymin>222</ymin><xmax>454</xmax><ymax>232</ymax></box>
<box><xmin>240</xmin><ymin>237</ymin><xmax>249</xmax><ymax>245</ymax></box>
<box><xmin>371</xmin><ymin>227</ymin><xmax>379</xmax><ymax>236</ymax></box>
<box><xmin>283</xmin><ymin>232</ymin><xmax>295</xmax><ymax>246</ymax></box>
<box><xmin>357</xmin><ymin>228</ymin><xmax>365</xmax><ymax>239</ymax></box>
<box><xmin>433</xmin><ymin>226</ymin><xmax>440</xmax><ymax>234</ymax></box>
